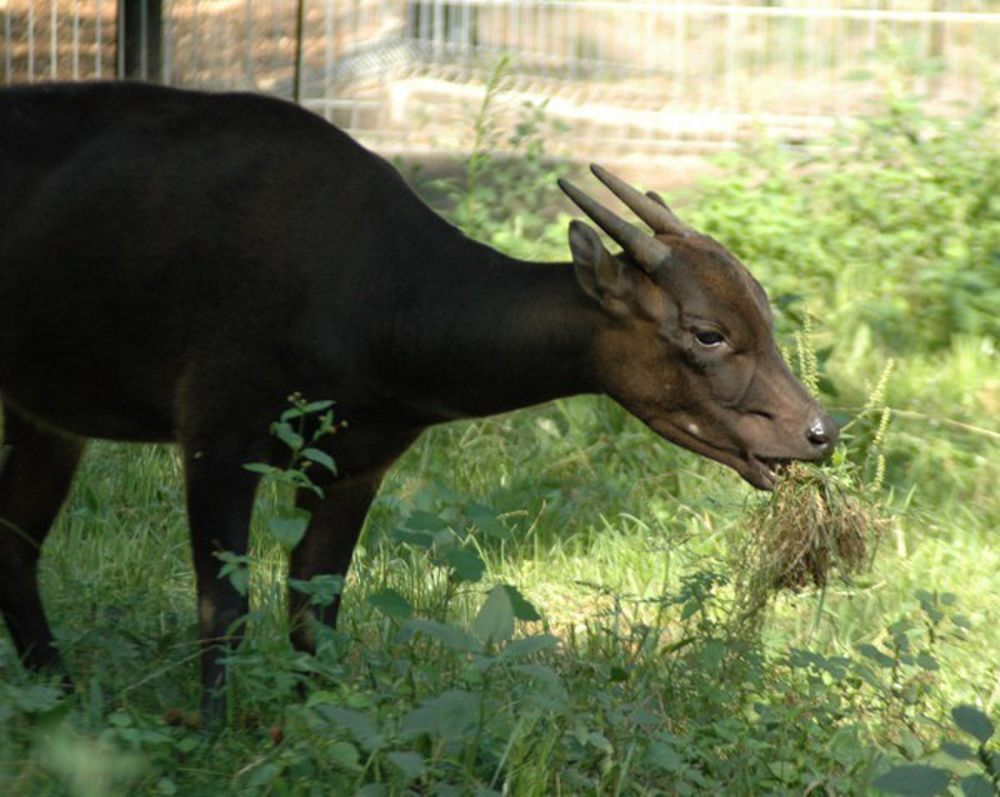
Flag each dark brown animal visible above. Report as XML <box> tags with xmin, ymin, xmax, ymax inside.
<box><xmin>0</xmin><ymin>82</ymin><xmax>836</xmax><ymax>715</ymax></box>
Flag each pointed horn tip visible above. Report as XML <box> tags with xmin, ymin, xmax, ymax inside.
<box><xmin>557</xmin><ymin>176</ymin><xmax>579</xmax><ymax>197</ymax></box>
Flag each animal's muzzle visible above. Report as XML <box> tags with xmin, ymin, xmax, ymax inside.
<box><xmin>805</xmin><ymin>414</ymin><xmax>839</xmax><ymax>458</ymax></box>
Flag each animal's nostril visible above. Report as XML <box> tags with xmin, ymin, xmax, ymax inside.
<box><xmin>806</xmin><ymin>416</ymin><xmax>838</xmax><ymax>450</ymax></box>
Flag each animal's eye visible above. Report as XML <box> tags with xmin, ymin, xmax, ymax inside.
<box><xmin>694</xmin><ymin>330</ymin><xmax>726</xmax><ymax>347</ymax></box>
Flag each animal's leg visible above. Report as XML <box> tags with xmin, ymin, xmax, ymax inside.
<box><xmin>288</xmin><ymin>475</ymin><xmax>381</xmax><ymax>655</ymax></box>
<box><xmin>0</xmin><ymin>403</ymin><xmax>86</xmax><ymax>675</ymax></box>
<box><xmin>182</xmin><ymin>439</ymin><xmax>262</xmax><ymax>719</ymax></box>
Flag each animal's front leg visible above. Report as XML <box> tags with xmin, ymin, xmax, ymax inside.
<box><xmin>183</xmin><ymin>443</ymin><xmax>261</xmax><ymax>720</ymax></box>
<box><xmin>288</xmin><ymin>475</ymin><xmax>381</xmax><ymax>655</ymax></box>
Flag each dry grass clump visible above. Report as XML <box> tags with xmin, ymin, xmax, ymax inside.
<box><xmin>753</xmin><ymin>463</ymin><xmax>883</xmax><ymax>591</ymax></box>
<box><xmin>732</xmin><ymin>462</ymin><xmax>890</xmax><ymax>628</ymax></box>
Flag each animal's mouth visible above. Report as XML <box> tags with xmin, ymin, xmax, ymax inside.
<box><xmin>649</xmin><ymin>418</ymin><xmax>794</xmax><ymax>491</ymax></box>
<box><xmin>746</xmin><ymin>455</ymin><xmax>792</xmax><ymax>490</ymax></box>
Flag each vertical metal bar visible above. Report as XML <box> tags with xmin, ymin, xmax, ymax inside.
<box><xmin>28</xmin><ymin>0</ymin><xmax>36</xmax><ymax>82</ymax></box>
<box><xmin>50</xmin><ymin>0</ymin><xmax>57</xmax><ymax>79</ymax></box>
<box><xmin>163</xmin><ymin>0</ymin><xmax>172</xmax><ymax>84</ymax></box>
<box><xmin>242</xmin><ymin>0</ymin><xmax>253</xmax><ymax>87</ymax></box>
<box><xmin>96</xmin><ymin>0</ymin><xmax>103</xmax><ymax>78</ymax></box>
<box><xmin>117</xmin><ymin>0</ymin><xmax>124</xmax><ymax>79</ymax></box>
<box><xmin>3</xmin><ymin>0</ymin><xmax>11</xmax><ymax>84</ymax></box>
<box><xmin>140</xmin><ymin>0</ymin><xmax>148</xmax><ymax>79</ymax></box>
<box><xmin>294</xmin><ymin>0</ymin><xmax>305</xmax><ymax>103</ymax></box>
<box><xmin>674</xmin><ymin>1</ymin><xmax>685</xmax><ymax>103</ymax></box>
<box><xmin>73</xmin><ymin>0</ymin><xmax>81</xmax><ymax>79</ymax></box>
<box><xmin>324</xmin><ymin>0</ymin><xmax>334</xmax><ymax>121</ymax></box>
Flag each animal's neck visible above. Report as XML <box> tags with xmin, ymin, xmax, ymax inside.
<box><xmin>387</xmin><ymin>238</ymin><xmax>603</xmax><ymax>422</ymax></box>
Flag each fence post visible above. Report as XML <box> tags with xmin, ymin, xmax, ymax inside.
<box><xmin>118</xmin><ymin>0</ymin><xmax>163</xmax><ymax>81</ymax></box>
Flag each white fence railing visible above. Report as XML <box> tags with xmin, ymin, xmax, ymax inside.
<box><xmin>2</xmin><ymin>1</ymin><xmax>999</xmax><ymax>152</ymax></box>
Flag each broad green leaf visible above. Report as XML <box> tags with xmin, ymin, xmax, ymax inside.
<box><xmin>13</xmin><ymin>684</ymin><xmax>64</xmax><ymax>714</ymax></box>
<box><xmin>312</xmin><ymin>707</ymin><xmax>383</xmax><ymax>753</ymax></box>
<box><xmin>272</xmin><ymin>422</ymin><xmax>305</xmax><ymax>451</ymax></box>
<box><xmin>466</xmin><ymin>503</ymin><xmax>509</xmax><ymax>539</ymax></box>
<box><xmin>498</xmin><ymin>634</ymin><xmax>559</xmax><ymax>660</ymax></box>
<box><xmin>443</xmin><ymin>548</ymin><xmax>485</xmax><ymax>583</ymax></box>
<box><xmin>400</xmin><ymin>618</ymin><xmax>482</xmax><ymax>653</ymax></box>
<box><xmin>243</xmin><ymin>462</ymin><xmax>279</xmax><ymax>475</ymax></box>
<box><xmin>473</xmin><ymin>586</ymin><xmax>515</xmax><ymax>645</ymax></box>
<box><xmin>406</xmin><ymin>510</ymin><xmax>448</xmax><ymax>531</ymax></box>
<box><xmin>501</xmin><ymin>584</ymin><xmax>541</xmax><ymax>621</ymax></box>
<box><xmin>647</xmin><ymin>740</ymin><xmax>684</xmax><ymax>773</ymax></box>
<box><xmin>952</xmin><ymin>705</ymin><xmax>995</xmax><ymax>744</ymax></box>
<box><xmin>288</xmin><ymin>574</ymin><xmax>343</xmax><ymax>607</ymax></box>
<box><xmin>940</xmin><ymin>742</ymin><xmax>974</xmax><ymax>760</ymax></box>
<box><xmin>302</xmin><ymin>447</ymin><xmax>337</xmax><ymax>474</ymax></box>
<box><xmin>872</xmin><ymin>764</ymin><xmax>950</xmax><ymax>796</ymax></box>
<box><xmin>916</xmin><ymin>652</ymin><xmax>939</xmax><ymax>671</ymax></box>
<box><xmin>391</xmin><ymin>528</ymin><xmax>435</xmax><ymax>549</ymax></box>
<box><xmin>368</xmin><ymin>588</ymin><xmax>413</xmax><ymax>620</ymax></box>
<box><xmin>857</xmin><ymin>643</ymin><xmax>896</xmax><ymax>669</ymax></box>
<box><xmin>245</xmin><ymin>762</ymin><xmax>281</xmax><ymax>788</ymax></box>
<box><xmin>386</xmin><ymin>751</ymin><xmax>425</xmax><ymax>782</ymax></box>
<box><xmin>268</xmin><ymin>513</ymin><xmax>309</xmax><ymax>550</ymax></box>
<box><xmin>959</xmin><ymin>774</ymin><xmax>994</xmax><ymax>797</ymax></box>
<box><xmin>401</xmin><ymin>690</ymin><xmax>481</xmax><ymax>741</ymax></box>
<box><xmin>328</xmin><ymin>740</ymin><xmax>361</xmax><ymax>770</ymax></box>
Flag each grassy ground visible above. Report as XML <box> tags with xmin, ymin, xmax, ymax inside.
<box><xmin>1</xmin><ymin>82</ymin><xmax>998</xmax><ymax>795</ymax></box>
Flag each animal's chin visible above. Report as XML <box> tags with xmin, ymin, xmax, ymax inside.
<box><xmin>650</xmin><ymin>419</ymin><xmax>790</xmax><ymax>491</ymax></box>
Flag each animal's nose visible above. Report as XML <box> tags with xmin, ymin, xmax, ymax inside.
<box><xmin>806</xmin><ymin>415</ymin><xmax>838</xmax><ymax>454</ymax></box>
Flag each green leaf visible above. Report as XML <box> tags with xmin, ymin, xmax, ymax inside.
<box><xmin>13</xmin><ymin>684</ymin><xmax>65</xmax><ymax>714</ymax></box>
<box><xmin>498</xmin><ymin>634</ymin><xmax>559</xmax><ymax>660</ymax></box>
<box><xmin>466</xmin><ymin>503</ymin><xmax>509</xmax><ymax>539</ymax></box>
<box><xmin>959</xmin><ymin>775</ymin><xmax>994</xmax><ymax>797</ymax></box>
<box><xmin>401</xmin><ymin>690</ymin><xmax>481</xmax><ymax>741</ymax></box>
<box><xmin>647</xmin><ymin>740</ymin><xmax>684</xmax><ymax>773</ymax></box>
<box><xmin>268</xmin><ymin>512</ymin><xmax>309</xmax><ymax>550</ymax></box>
<box><xmin>272</xmin><ymin>422</ymin><xmax>305</xmax><ymax>451</ymax></box>
<box><xmin>300</xmin><ymin>400</ymin><xmax>335</xmax><ymax>414</ymax></box>
<box><xmin>443</xmin><ymin>548</ymin><xmax>485</xmax><ymax>583</ymax></box>
<box><xmin>243</xmin><ymin>462</ymin><xmax>279</xmax><ymax>476</ymax></box>
<box><xmin>245</xmin><ymin>762</ymin><xmax>281</xmax><ymax>788</ymax></box>
<box><xmin>952</xmin><ymin>705</ymin><xmax>994</xmax><ymax>744</ymax></box>
<box><xmin>391</xmin><ymin>528</ymin><xmax>435</xmax><ymax>549</ymax></box>
<box><xmin>302</xmin><ymin>447</ymin><xmax>337</xmax><ymax>474</ymax></box>
<box><xmin>400</xmin><ymin>618</ymin><xmax>482</xmax><ymax>653</ymax></box>
<box><xmin>328</xmin><ymin>740</ymin><xmax>361</xmax><ymax>770</ymax></box>
<box><xmin>501</xmin><ymin>585</ymin><xmax>541</xmax><ymax>621</ymax></box>
<box><xmin>386</xmin><ymin>751</ymin><xmax>425</xmax><ymax>783</ymax></box>
<box><xmin>406</xmin><ymin>510</ymin><xmax>448</xmax><ymax>531</ymax></box>
<box><xmin>916</xmin><ymin>652</ymin><xmax>939</xmax><ymax>671</ymax></box>
<box><xmin>312</xmin><ymin>706</ymin><xmax>383</xmax><ymax>753</ymax></box>
<box><xmin>857</xmin><ymin>643</ymin><xmax>896</xmax><ymax>668</ymax></box>
<box><xmin>872</xmin><ymin>764</ymin><xmax>950</xmax><ymax>796</ymax></box>
<box><xmin>368</xmin><ymin>588</ymin><xmax>413</xmax><ymax>620</ymax></box>
<box><xmin>473</xmin><ymin>586</ymin><xmax>515</xmax><ymax>645</ymax></box>
<box><xmin>940</xmin><ymin>742</ymin><xmax>974</xmax><ymax>760</ymax></box>
<box><xmin>288</xmin><ymin>574</ymin><xmax>344</xmax><ymax>607</ymax></box>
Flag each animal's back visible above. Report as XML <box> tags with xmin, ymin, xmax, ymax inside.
<box><xmin>0</xmin><ymin>82</ymin><xmax>442</xmax><ymax>441</ymax></box>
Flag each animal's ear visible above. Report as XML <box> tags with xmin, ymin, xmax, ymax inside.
<box><xmin>568</xmin><ymin>220</ymin><xmax>630</xmax><ymax>304</ymax></box>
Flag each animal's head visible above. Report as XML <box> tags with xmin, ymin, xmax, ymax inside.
<box><xmin>560</xmin><ymin>165</ymin><xmax>837</xmax><ymax>490</ymax></box>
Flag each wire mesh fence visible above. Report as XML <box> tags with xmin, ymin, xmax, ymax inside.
<box><xmin>2</xmin><ymin>0</ymin><xmax>999</xmax><ymax>153</ymax></box>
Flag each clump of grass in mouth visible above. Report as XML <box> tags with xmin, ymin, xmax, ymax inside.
<box><xmin>731</xmin><ymin>461</ymin><xmax>891</xmax><ymax>632</ymax></box>
<box><xmin>750</xmin><ymin>462</ymin><xmax>883</xmax><ymax>591</ymax></box>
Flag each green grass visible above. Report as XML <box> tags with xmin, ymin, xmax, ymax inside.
<box><xmin>2</xmin><ymin>81</ymin><xmax>999</xmax><ymax>795</ymax></box>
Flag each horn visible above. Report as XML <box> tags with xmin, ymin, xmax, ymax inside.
<box><xmin>558</xmin><ymin>177</ymin><xmax>672</xmax><ymax>273</ymax></box>
<box><xmin>589</xmin><ymin>164</ymin><xmax>692</xmax><ymax>238</ymax></box>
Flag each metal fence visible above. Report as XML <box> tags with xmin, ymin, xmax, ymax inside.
<box><xmin>3</xmin><ymin>1</ymin><xmax>999</xmax><ymax>153</ymax></box>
